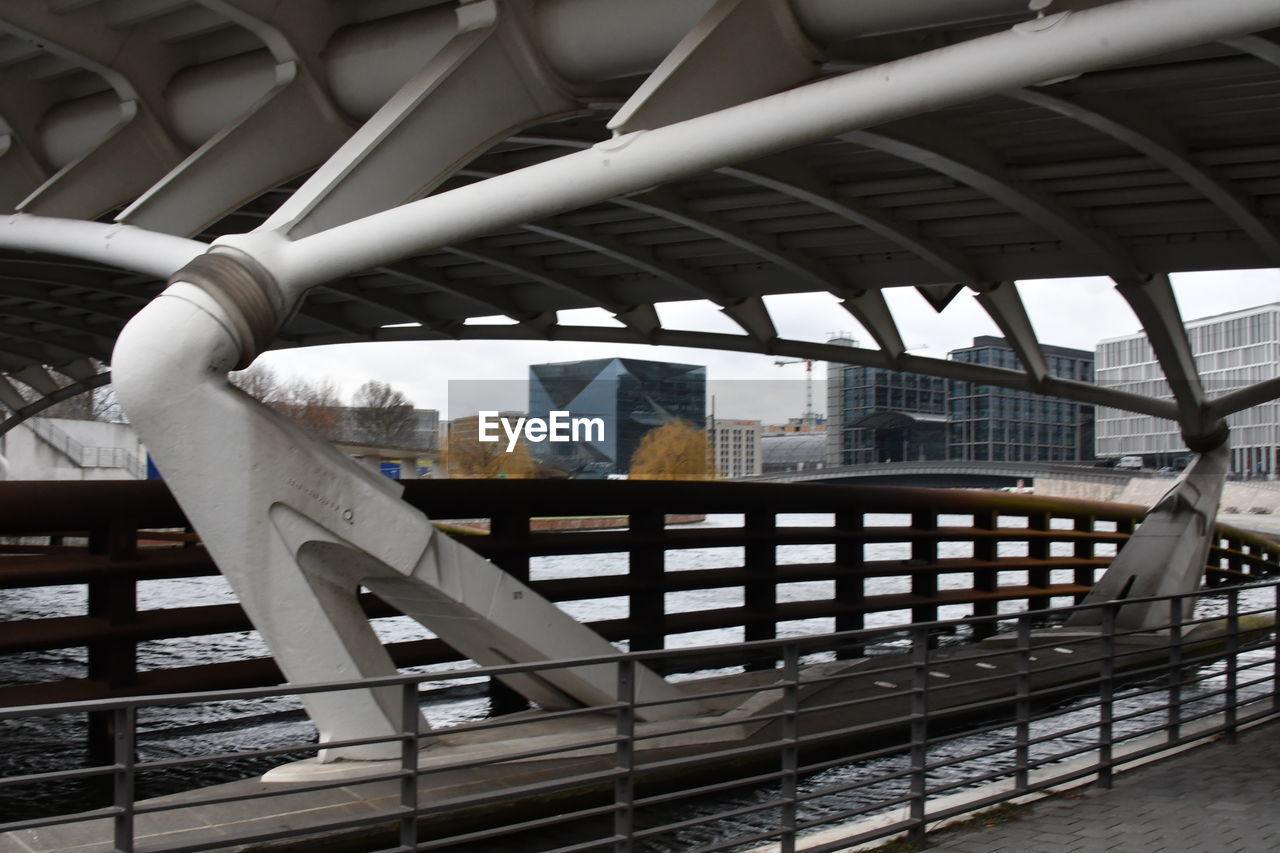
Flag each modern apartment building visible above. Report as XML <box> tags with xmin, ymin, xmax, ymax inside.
<box><xmin>1095</xmin><ymin>302</ymin><xmax>1280</xmax><ymax>475</ymax></box>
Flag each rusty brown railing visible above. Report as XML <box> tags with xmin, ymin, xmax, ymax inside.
<box><xmin>2</xmin><ymin>479</ymin><xmax>1278</xmax><ymax>713</ymax></box>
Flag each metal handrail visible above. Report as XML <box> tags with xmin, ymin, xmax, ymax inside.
<box><xmin>1</xmin><ymin>581</ymin><xmax>1276</xmax><ymax>852</ymax></box>
<box><xmin>25</xmin><ymin>418</ymin><xmax>145</xmax><ymax>479</ymax></box>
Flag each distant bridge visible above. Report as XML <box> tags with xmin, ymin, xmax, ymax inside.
<box><xmin>739</xmin><ymin>460</ymin><xmax>1162</xmax><ymax>489</ymax></box>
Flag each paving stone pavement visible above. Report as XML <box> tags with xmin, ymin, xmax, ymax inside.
<box><xmin>923</xmin><ymin>722</ymin><xmax>1280</xmax><ymax>853</ymax></box>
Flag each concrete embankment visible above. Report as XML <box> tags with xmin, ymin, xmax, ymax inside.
<box><xmin>1035</xmin><ymin>476</ymin><xmax>1280</xmax><ymax>531</ymax></box>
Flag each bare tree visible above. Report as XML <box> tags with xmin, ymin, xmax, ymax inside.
<box><xmin>229</xmin><ymin>363</ymin><xmax>286</xmax><ymax>405</ymax></box>
<box><xmin>230</xmin><ymin>365</ymin><xmax>343</xmax><ymax>439</ymax></box>
<box><xmin>352</xmin><ymin>380</ymin><xmax>417</xmax><ymax>446</ymax></box>
<box><xmin>278</xmin><ymin>376</ymin><xmax>343</xmax><ymax>439</ymax></box>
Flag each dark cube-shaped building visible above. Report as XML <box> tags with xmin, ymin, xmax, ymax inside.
<box><xmin>528</xmin><ymin>358</ymin><xmax>705</xmax><ymax>477</ymax></box>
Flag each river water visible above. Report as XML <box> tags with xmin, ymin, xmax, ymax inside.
<box><xmin>0</xmin><ymin>512</ymin><xmax>1272</xmax><ymax>847</ymax></box>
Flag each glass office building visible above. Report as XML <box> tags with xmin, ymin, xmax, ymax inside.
<box><xmin>1095</xmin><ymin>302</ymin><xmax>1280</xmax><ymax>475</ymax></box>
<box><xmin>528</xmin><ymin>358</ymin><xmax>706</xmax><ymax>477</ymax></box>
<box><xmin>825</xmin><ymin>336</ymin><xmax>1095</xmax><ymax>466</ymax></box>
<box><xmin>948</xmin><ymin>336</ymin><xmax>1095</xmax><ymax>463</ymax></box>
<box><xmin>825</xmin><ymin>337</ymin><xmax>948</xmax><ymax>466</ymax></box>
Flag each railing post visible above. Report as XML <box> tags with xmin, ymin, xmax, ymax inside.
<box><xmin>487</xmin><ymin>510</ymin><xmax>532</xmax><ymax>715</ymax></box>
<box><xmin>744</xmin><ymin>511</ymin><xmax>778</xmax><ymax>667</ymax></box>
<box><xmin>88</xmin><ymin>518</ymin><xmax>139</xmax><ymax>768</ymax></box>
<box><xmin>972</xmin><ymin>508</ymin><xmax>999</xmax><ymax>640</ymax></box>
<box><xmin>628</xmin><ymin>510</ymin><xmax>666</xmax><ymax>652</ymax></box>
<box><xmin>614</xmin><ymin>658</ymin><xmax>636</xmax><ymax>853</ymax></box>
<box><xmin>1225</xmin><ymin>587</ymin><xmax>1239</xmax><ymax>744</ymax></box>
<box><xmin>1027</xmin><ymin>511</ymin><xmax>1050</xmax><ymax>614</ymax></box>
<box><xmin>1098</xmin><ymin>603</ymin><xmax>1116</xmax><ymax>789</ymax></box>
<box><xmin>834</xmin><ymin>510</ymin><xmax>866</xmax><ymax>658</ymax></box>
<box><xmin>1167</xmin><ymin>595</ymin><xmax>1183</xmax><ymax>743</ymax></box>
<box><xmin>910</xmin><ymin>510</ymin><xmax>939</xmax><ymax>627</ymax></box>
<box><xmin>1073</xmin><ymin>514</ymin><xmax>1096</xmax><ymax>602</ymax></box>
<box><xmin>907</xmin><ymin>624</ymin><xmax>930</xmax><ymax>849</ymax></box>
<box><xmin>1014</xmin><ymin>613</ymin><xmax>1031</xmax><ymax>793</ymax></box>
<box><xmin>1274</xmin><ymin>583</ymin><xmax>1280</xmax><ymax>715</ymax></box>
<box><xmin>112</xmin><ymin>705</ymin><xmax>135</xmax><ymax>853</ymax></box>
<box><xmin>780</xmin><ymin>644</ymin><xmax>800</xmax><ymax>853</ymax></box>
<box><xmin>399</xmin><ymin>682</ymin><xmax>420</xmax><ymax>851</ymax></box>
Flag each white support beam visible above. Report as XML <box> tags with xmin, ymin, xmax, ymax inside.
<box><xmin>1112</xmin><ymin>273</ymin><xmax>1220</xmax><ymax>446</ymax></box>
<box><xmin>0</xmin><ymin>3</ymin><xmax>186</xmax><ymax>218</ymax></box>
<box><xmin>0</xmin><ymin>373</ymin><xmax>27</xmax><ymax>411</ymax></box>
<box><xmin>118</xmin><ymin>61</ymin><xmax>353</xmax><ymax>237</ymax></box>
<box><xmin>838</xmin><ymin>288</ymin><xmax>906</xmax><ymax>362</ymax></box>
<box><xmin>111</xmin><ymin>281</ymin><xmax>700</xmax><ymax>761</ymax></box>
<box><xmin>970</xmin><ymin>281</ymin><xmax>1051</xmax><ymax>387</ymax></box>
<box><xmin>261</xmin><ymin>0</ymin><xmax>586</xmax><ymax>239</ymax></box>
<box><xmin>260</xmin><ymin>0</ymin><xmax>1280</xmax><ymax>303</ymax></box>
<box><xmin>1069</xmin><ymin>443</ymin><xmax>1229</xmax><ymax>631</ymax></box>
<box><xmin>13</xmin><ymin>364</ymin><xmax>61</xmax><ymax>396</ymax></box>
<box><xmin>609</xmin><ymin>0</ymin><xmax>820</xmax><ymax>134</ymax></box>
<box><xmin>18</xmin><ymin>101</ymin><xmax>187</xmax><ymax>222</ymax></box>
<box><xmin>509</xmin><ymin>132</ymin><xmax>981</xmax><ymax>286</ymax></box>
<box><xmin>0</xmin><ymin>214</ymin><xmax>205</xmax><ymax>280</ymax></box>
<box><xmin>118</xmin><ymin>0</ymin><xmax>353</xmax><ymax>236</ymax></box>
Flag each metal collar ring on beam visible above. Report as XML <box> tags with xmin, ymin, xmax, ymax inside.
<box><xmin>167</xmin><ymin>250</ymin><xmax>284</xmax><ymax>369</ymax></box>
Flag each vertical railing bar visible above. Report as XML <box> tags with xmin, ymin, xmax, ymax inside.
<box><xmin>1273</xmin><ymin>583</ymin><xmax>1280</xmax><ymax>714</ymax></box>
<box><xmin>112</xmin><ymin>704</ymin><xmax>135</xmax><ymax>853</ymax></box>
<box><xmin>780</xmin><ymin>643</ymin><xmax>800</xmax><ymax>853</ymax></box>
<box><xmin>1167</xmin><ymin>594</ymin><xmax>1183</xmax><ymax>743</ymax></box>
<box><xmin>399</xmin><ymin>683</ymin><xmax>419</xmax><ymax>851</ymax></box>
<box><xmin>1014</xmin><ymin>613</ymin><xmax>1031</xmax><ymax>795</ymax></box>
<box><xmin>1225</xmin><ymin>587</ymin><xmax>1239</xmax><ymax>744</ymax></box>
<box><xmin>1098</xmin><ymin>603</ymin><xmax>1116</xmax><ymax>789</ymax></box>
<box><xmin>614</xmin><ymin>658</ymin><xmax>636</xmax><ymax>853</ymax></box>
<box><xmin>907</xmin><ymin>624</ymin><xmax>929</xmax><ymax>849</ymax></box>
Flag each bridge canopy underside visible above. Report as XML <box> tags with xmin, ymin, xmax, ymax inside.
<box><xmin>0</xmin><ymin>0</ymin><xmax>1276</xmax><ymax>440</ymax></box>
<box><xmin>0</xmin><ymin>0</ymin><xmax>1278</xmax><ymax>765</ymax></box>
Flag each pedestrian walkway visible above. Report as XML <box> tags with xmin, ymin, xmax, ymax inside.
<box><xmin>922</xmin><ymin>721</ymin><xmax>1280</xmax><ymax>853</ymax></box>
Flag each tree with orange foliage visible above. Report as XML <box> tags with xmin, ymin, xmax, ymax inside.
<box><xmin>628</xmin><ymin>420</ymin><xmax>713</xmax><ymax>480</ymax></box>
<box><xmin>439</xmin><ymin>414</ymin><xmax>536</xmax><ymax>478</ymax></box>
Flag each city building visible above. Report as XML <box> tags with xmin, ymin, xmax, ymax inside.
<box><xmin>708</xmin><ymin>418</ymin><xmax>762</xmax><ymax>478</ymax></box>
<box><xmin>763</xmin><ymin>417</ymin><xmax>826</xmax><ymax>434</ymax></box>
<box><xmin>527</xmin><ymin>358</ymin><xmax>706</xmax><ymax>477</ymax></box>
<box><xmin>825</xmin><ymin>335</ymin><xmax>1095</xmax><ymax>466</ymax></box>
<box><xmin>761</xmin><ymin>432</ymin><xmax>827</xmax><ymax>474</ymax></box>
<box><xmin>948</xmin><ymin>336</ymin><xmax>1095</xmax><ymax>463</ymax></box>
<box><xmin>1095</xmin><ymin>302</ymin><xmax>1280</xmax><ymax>475</ymax></box>
<box><xmin>825</xmin><ymin>338</ymin><xmax>947</xmax><ymax>466</ymax></box>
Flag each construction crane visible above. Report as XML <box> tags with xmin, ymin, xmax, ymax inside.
<box><xmin>774</xmin><ymin>358</ymin><xmax>819</xmax><ymax>429</ymax></box>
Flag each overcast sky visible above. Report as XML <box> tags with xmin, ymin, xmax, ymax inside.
<box><xmin>256</xmin><ymin>268</ymin><xmax>1280</xmax><ymax>422</ymax></box>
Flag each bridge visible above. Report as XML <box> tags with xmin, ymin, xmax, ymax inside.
<box><xmin>742</xmin><ymin>459</ymin><xmax>1156</xmax><ymax>488</ymax></box>
<box><xmin>1</xmin><ymin>0</ymin><xmax>1280</xmax><ymax>850</ymax></box>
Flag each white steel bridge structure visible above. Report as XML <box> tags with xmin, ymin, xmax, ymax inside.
<box><xmin>0</xmin><ymin>0</ymin><xmax>1278</xmax><ymax>765</ymax></box>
